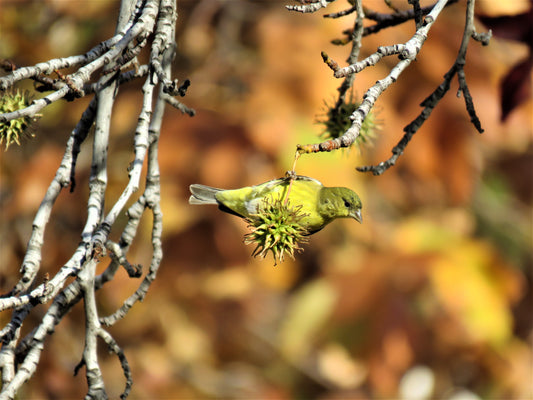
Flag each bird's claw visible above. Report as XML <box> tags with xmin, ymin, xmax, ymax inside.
<box><xmin>285</xmin><ymin>170</ymin><xmax>296</xmax><ymax>180</ymax></box>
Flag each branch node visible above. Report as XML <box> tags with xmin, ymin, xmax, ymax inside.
<box><xmin>471</xmin><ymin>29</ymin><xmax>492</xmax><ymax>46</ymax></box>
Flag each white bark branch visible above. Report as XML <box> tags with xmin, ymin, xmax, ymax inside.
<box><xmin>298</xmin><ymin>0</ymin><xmax>450</xmax><ymax>154</ymax></box>
<box><xmin>1</xmin><ymin>0</ymin><xmax>191</xmax><ymax>397</ymax></box>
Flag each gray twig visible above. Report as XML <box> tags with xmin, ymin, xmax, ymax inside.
<box><xmin>297</xmin><ymin>0</ymin><xmax>485</xmax><ymax>177</ymax></box>
<box><xmin>357</xmin><ymin>0</ymin><xmax>485</xmax><ymax>175</ymax></box>
<box><xmin>286</xmin><ymin>0</ymin><xmax>336</xmax><ymax>13</ymax></box>
<box><xmin>298</xmin><ymin>0</ymin><xmax>450</xmax><ymax>154</ymax></box>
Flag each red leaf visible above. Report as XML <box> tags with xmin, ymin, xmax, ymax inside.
<box><xmin>500</xmin><ymin>56</ymin><xmax>533</xmax><ymax>121</ymax></box>
<box><xmin>477</xmin><ymin>7</ymin><xmax>533</xmax><ymax>47</ymax></box>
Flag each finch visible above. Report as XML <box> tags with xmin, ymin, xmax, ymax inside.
<box><xmin>189</xmin><ymin>175</ymin><xmax>362</xmax><ymax>234</ymax></box>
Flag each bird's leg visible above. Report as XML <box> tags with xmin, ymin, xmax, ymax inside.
<box><xmin>283</xmin><ymin>173</ymin><xmax>295</xmax><ymax>206</ymax></box>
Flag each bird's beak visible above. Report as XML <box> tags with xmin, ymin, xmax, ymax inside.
<box><xmin>351</xmin><ymin>209</ymin><xmax>363</xmax><ymax>224</ymax></box>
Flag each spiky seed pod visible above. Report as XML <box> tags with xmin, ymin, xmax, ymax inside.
<box><xmin>0</xmin><ymin>90</ymin><xmax>36</xmax><ymax>150</ymax></box>
<box><xmin>318</xmin><ymin>92</ymin><xmax>380</xmax><ymax>148</ymax></box>
<box><xmin>244</xmin><ymin>196</ymin><xmax>309</xmax><ymax>265</ymax></box>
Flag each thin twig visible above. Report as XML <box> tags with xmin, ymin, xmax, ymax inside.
<box><xmin>286</xmin><ymin>0</ymin><xmax>336</xmax><ymax>13</ymax></box>
<box><xmin>357</xmin><ymin>0</ymin><xmax>486</xmax><ymax>175</ymax></box>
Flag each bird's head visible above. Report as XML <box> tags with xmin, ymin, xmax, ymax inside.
<box><xmin>319</xmin><ymin>187</ymin><xmax>362</xmax><ymax>223</ymax></box>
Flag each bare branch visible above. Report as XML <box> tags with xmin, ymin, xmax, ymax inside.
<box><xmin>98</xmin><ymin>329</ymin><xmax>132</xmax><ymax>399</ymax></box>
<box><xmin>332</xmin><ymin>0</ymin><xmax>459</xmax><ymax>37</ymax></box>
<box><xmin>298</xmin><ymin>0</ymin><xmax>450</xmax><ymax>154</ymax></box>
<box><xmin>357</xmin><ymin>0</ymin><xmax>486</xmax><ymax>175</ymax></box>
<box><xmin>79</xmin><ymin>259</ymin><xmax>107</xmax><ymax>398</ymax></box>
<box><xmin>1</xmin><ymin>0</ymin><xmax>192</xmax><ymax>397</ymax></box>
<box><xmin>0</xmin><ymin>0</ymin><xmax>159</xmax><ymax>126</ymax></box>
<box><xmin>329</xmin><ymin>44</ymin><xmax>407</xmax><ymax>78</ymax></box>
<box><xmin>286</xmin><ymin>0</ymin><xmax>336</xmax><ymax>13</ymax></box>
<box><xmin>161</xmin><ymin>93</ymin><xmax>196</xmax><ymax>116</ymax></box>
<box><xmin>324</xmin><ymin>4</ymin><xmax>356</xmax><ymax>18</ymax></box>
<box><xmin>0</xmin><ymin>35</ymin><xmax>122</xmax><ymax>90</ymax></box>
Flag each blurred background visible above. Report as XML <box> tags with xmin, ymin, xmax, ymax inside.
<box><xmin>1</xmin><ymin>0</ymin><xmax>531</xmax><ymax>399</ymax></box>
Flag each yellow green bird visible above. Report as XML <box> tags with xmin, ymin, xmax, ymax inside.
<box><xmin>189</xmin><ymin>175</ymin><xmax>362</xmax><ymax>234</ymax></box>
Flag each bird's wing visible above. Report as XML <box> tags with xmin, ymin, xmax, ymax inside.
<box><xmin>294</xmin><ymin>175</ymin><xmax>323</xmax><ymax>185</ymax></box>
<box><xmin>214</xmin><ymin>178</ymin><xmax>289</xmax><ymax>217</ymax></box>
<box><xmin>245</xmin><ymin>175</ymin><xmax>324</xmax><ymax>212</ymax></box>
<box><xmin>212</xmin><ymin>176</ymin><xmax>325</xmax><ymax>219</ymax></box>
<box><xmin>249</xmin><ymin>175</ymin><xmax>322</xmax><ymax>197</ymax></box>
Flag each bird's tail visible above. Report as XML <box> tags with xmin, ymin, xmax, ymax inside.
<box><xmin>189</xmin><ymin>184</ymin><xmax>222</xmax><ymax>205</ymax></box>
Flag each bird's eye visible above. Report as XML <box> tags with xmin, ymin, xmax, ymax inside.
<box><xmin>343</xmin><ymin>200</ymin><xmax>351</xmax><ymax>208</ymax></box>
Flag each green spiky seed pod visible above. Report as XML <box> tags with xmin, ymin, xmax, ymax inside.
<box><xmin>318</xmin><ymin>92</ymin><xmax>380</xmax><ymax>148</ymax></box>
<box><xmin>0</xmin><ymin>90</ymin><xmax>36</xmax><ymax>150</ymax></box>
<box><xmin>244</xmin><ymin>196</ymin><xmax>309</xmax><ymax>265</ymax></box>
